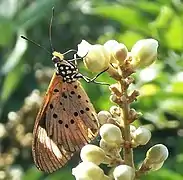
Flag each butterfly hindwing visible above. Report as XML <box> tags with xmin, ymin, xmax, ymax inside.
<box><xmin>32</xmin><ymin>73</ymin><xmax>98</xmax><ymax>173</ymax></box>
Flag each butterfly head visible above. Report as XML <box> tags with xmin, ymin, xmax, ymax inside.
<box><xmin>52</xmin><ymin>51</ymin><xmax>64</xmax><ymax>63</ymax></box>
<box><xmin>52</xmin><ymin>51</ymin><xmax>79</xmax><ymax>83</ymax></box>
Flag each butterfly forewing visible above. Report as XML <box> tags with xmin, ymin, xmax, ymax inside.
<box><xmin>32</xmin><ymin>72</ymin><xmax>98</xmax><ymax>173</ymax></box>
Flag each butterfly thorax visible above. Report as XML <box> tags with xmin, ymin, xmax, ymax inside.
<box><xmin>55</xmin><ymin>60</ymin><xmax>79</xmax><ymax>83</ymax></box>
<box><xmin>52</xmin><ymin>51</ymin><xmax>81</xmax><ymax>83</ymax></box>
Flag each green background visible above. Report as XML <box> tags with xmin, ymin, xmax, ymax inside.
<box><xmin>0</xmin><ymin>0</ymin><xmax>183</xmax><ymax>179</ymax></box>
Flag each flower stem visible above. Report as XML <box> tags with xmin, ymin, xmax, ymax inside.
<box><xmin>119</xmin><ymin>81</ymin><xmax>135</xmax><ymax>168</ymax></box>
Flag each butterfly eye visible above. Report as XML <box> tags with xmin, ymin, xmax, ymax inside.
<box><xmin>52</xmin><ymin>56</ymin><xmax>60</xmax><ymax>63</ymax></box>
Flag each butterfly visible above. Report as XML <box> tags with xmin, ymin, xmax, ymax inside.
<box><xmin>32</xmin><ymin>50</ymin><xmax>99</xmax><ymax>173</ymax></box>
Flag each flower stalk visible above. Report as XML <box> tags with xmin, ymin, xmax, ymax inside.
<box><xmin>73</xmin><ymin>38</ymin><xmax>168</xmax><ymax>180</ymax></box>
<box><xmin>119</xmin><ymin>80</ymin><xmax>134</xmax><ymax>168</ymax></box>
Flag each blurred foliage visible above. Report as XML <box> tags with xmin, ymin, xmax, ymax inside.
<box><xmin>0</xmin><ymin>0</ymin><xmax>183</xmax><ymax>179</ymax></box>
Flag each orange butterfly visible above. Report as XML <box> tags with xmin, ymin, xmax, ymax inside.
<box><xmin>32</xmin><ymin>51</ymin><xmax>99</xmax><ymax>173</ymax></box>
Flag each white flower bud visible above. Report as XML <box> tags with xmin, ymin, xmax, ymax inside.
<box><xmin>104</xmin><ymin>40</ymin><xmax>119</xmax><ymax>49</ymax></box>
<box><xmin>104</xmin><ymin>40</ymin><xmax>128</xmax><ymax>65</ymax></box>
<box><xmin>104</xmin><ymin>40</ymin><xmax>119</xmax><ymax>64</ymax></box>
<box><xmin>109</xmin><ymin>106</ymin><xmax>121</xmax><ymax>117</ymax></box>
<box><xmin>77</xmin><ymin>40</ymin><xmax>110</xmax><ymax>72</ymax></box>
<box><xmin>131</xmin><ymin>39</ymin><xmax>158</xmax><ymax>69</ymax></box>
<box><xmin>150</xmin><ymin>161</ymin><xmax>164</xmax><ymax>171</ymax></box>
<box><xmin>146</xmin><ymin>144</ymin><xmax>169</xmax><ymax>164</ymax></box>
<box><xmin>113</xmin><ymin>165</ymin><xmax>135</xmax><ymax>180</ymax></box>
<box><xmin>109</xmin><ymin>83</ymin><xmax>121</xmax><ymax>96</ymax></box>
<box><xmin>8</xmin><ymin>111</ymin><xmax>19</xmax><ymax>122</ymax></box>
<box><xmin>100</xmin><ymin>139</ymin><xmax>121</xmax><ymax>156</ymax></box>
<box><xmin>80</xmin><ymin>144</ymin><xmax>106</xmax><ymax>165</ymax></box>
<box><xmin>110</xmin><ymin>94</ymin><xmax>118</xmax><ymax>103</ymax></box>
<box><xmin>77</xmin><ymin>40</ymin><xmax>92</xmax><ymax>57</ymax></box>
<box><xmin>0</xmin><ymin>123</ymin><xmax>7</xmax><ymax>138</ymax></box>
<box><xmin>98</xmin><ymin>111</ymin><xmax>112</xmax><ymax>125</ymax></box>
<box><xmin>72</xmin><ymin>162</ymin><xmax>105</xmax><ymax>180</ymax></box>
<box><xmin>100</xmin><ymin>124</ymin><xmax>123</xmax><ymax>144</ymax></box>
<box><xmin>102</xmin><ymin>175</ymin><xmax>110</xmax><ymax>180</ymax></box>
<box><xmin>84</xmin><ymin>45</ymin><xmax>110</xmax><ymax>72</ymax></box>
<box><xmin>130</xmin><ymin>125</ymin><xmax>136</xmax><ymax>133</ymax></box>
<box><xmin>133</xmin><ymin>126</ymin><xmax>151</xmax><ymax>145</ymax></box>
<box><xmin>112</xmin><ymin>43</ymin><xmax>128</xmax><ymax>64</ymax></box>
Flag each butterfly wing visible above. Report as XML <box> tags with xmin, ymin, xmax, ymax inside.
<box><xmin>32</xmin><ymin>72</ymin><xmax>98</xmax><ymax>173</ymax></box>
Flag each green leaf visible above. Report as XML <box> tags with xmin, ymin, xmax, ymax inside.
<box><xmin>164</xmin><ymin>16</ymin><xmax>183</xmax><ymax>50</ymax></box>
<box><xmin>142</xmin><ymin>168</ymin><xmax>183</xmax><ymax>180</ymax></box>
<box><xmin>171</xmin><ymin>82</ymin><xmax>183</xmax><ymax>94</ymax></box>
<box><xmin>93</xmin><ymin>5</ymin><xmax>149</xmax><ymax>33</ymax></box>
<box><xmin>0</xmin><ymin>32</ymin><xmax>27</xmax><ymax>104</ymax></box>
<box><xmin>150</xmin><ymin>6</ymin><xmax>174</xmax><ymax>29</ymax></box>
<box><xmin>117</xmin><ymin>31</ymin><xmax>144</xmax><ymax>49</ymax></box>
<box><xmin>46</xmin><ymin>168</ymin><xmax>74</xmax><ymax>180</ymax></box>
<box><xmin>0</xmin><ymin>17</ymin><xmax>14</xmax><ymax>46</ymax></box>
<box><xmin>135</xmin><ymin>1</ymin><xmax>161</xmax><ymax>14</ymax></box>
<box><xmin>0</xmin><ymin>32</ymin><xmax>27</xmax><ymax>75</ymax></box>
<box><xmin>0</xmin><ymin>61</ymin><xmax>24</xmax><ymax>104</ymax></box>
<box><xmin>15</xmin><ymin>0</ymin><xmax>58</xmax><ymax>30</ymax></box>
<box><xmin>22</xmin><ymin>167</ymin><xmax>43</xmax><ymax>180</ymax></box>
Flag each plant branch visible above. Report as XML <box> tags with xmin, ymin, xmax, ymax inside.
<box><xmin>119</xmin><ymin>80</ymin><xmax>135</xmax><ymax>168</ymax></box>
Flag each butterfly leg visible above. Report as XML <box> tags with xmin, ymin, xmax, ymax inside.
<box><xmin>67</xmin><ymin>52</ymin><xmax>89</xmax><ymax>63</ymax></box>
<box><xmin>82</xmin><ymin>76</ymin><xmax>110</xmax><ymax>86</ymax></box>
<box><xmin>75</xmin><ymin>68</ymin><xmax>110</xmax><ymax>86</ymax></box>
<box><xmin>66</xmin><ymin>54</ymin><xmax>80</xmax><ymax>65</ymax></box>
<box><xmin>63</xmin><ymin>49</ymin><xmax>77</xmax><ymax>55</ymax></box>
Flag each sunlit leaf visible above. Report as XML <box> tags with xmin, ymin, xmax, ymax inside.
<box><xmin>0</xmin><ymin>32</ymin><xmax>27</xmax><ymax>104</ymax></box>
<box><xmin>164</xmin><ymin>16</ymin><xmax>183</xmax><ymax>50</ymax></box>
<box><xmin>23</xmin><ymin>167</ymin><xmax>43</xmax><ymax>180</ymax></box>
<box><xmin>142</xmin><ymin>168</ymin><xmax>183</xmax><ymax>180</ymax></box>
<box><xmin>93</xmin><ymin>5</ymin><xmax>149</xmax><ymax>33</ymax></box>
<box><xmin>0</xmin><ymin>17</ymin><xmax>14</xmax><ymax>46</ymax></box>
<box><xmin>16</xmin><ymin>0</ymin><xmax>58</xmax><ymax>30</ymax></box>
<box><xmin>0</xmin><ymin>31</ymin><xmax>27</xmax><ymax>75</ymax></box>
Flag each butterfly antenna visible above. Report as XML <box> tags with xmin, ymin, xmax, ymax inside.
<box><xmin>21</xmin><ymin>36</ymin><xmax>52</xmax><ymax>55</ymax></box>
<box><xmin>49</xmin><ymin>7</ymin><xmax>55</xmax><ymax>52</ymax></box>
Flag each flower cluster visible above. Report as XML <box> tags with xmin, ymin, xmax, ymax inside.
<box><xmin>77</xmin><ymin>39</ymin><xmax>158</xmax><ymax>77</ymax></box>
<box><xmin>73</xmin><ymin>39</ymin><xmax>168</xmax><ymax>180</ymax></box>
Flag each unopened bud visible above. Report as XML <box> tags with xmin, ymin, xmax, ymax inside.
<box><xmin>103</xmin><ymin>175</ymin><xmax>110</xmax><ymax>180</ymax></box>
<box><xmin>109</xmin><ymin>106</ymin><xmax>121</xmax><ymax>117</ymax></box>
<box><xmin>113</xmin><ymin>165</ymin><xmax>135</xmax><ymax>180</ymax></box>
<box><xmin>72</xmin><ymin>162</ymin><xmax>105</xmax><ymax>180</ymax></box>
<box><xmin>77</xmin><ymin>40</ymin><xmax>92</xmax><ymax>57</ymax></box>
<box><xmin>146</xmin><ymin>144</ymin><xmax>169</xmax><ymax>164</ymax></box>
<box><xmin>104</xmin><ymin>40</ymin><xmax>128</xmax><ymax>65</ymax></box>
<box><xmin>109</xmin><ymin>84</ymin><xmax>121</xmax><ymax>96</ymax></box>
<box><xmin>128</xmin><ymin>109</ymin><xmax>138</xmax><ymax>120</ymax></box>
<box><xmin>98</xmin><ymin>111</ymin><xmax>112</xmax><ymax>125</ymax></box>
<box><xmin>130</xmin><ymin>125</ymin><xmax>136</xmax><ymax>134</ymax></box>
<box><xmin>150</xmin><ymin>161</ymin><xmax>164</xmax><ymax>171</ymax></box>
<box><xmin>77</xmin><ymin>40</ymin><xmax>110</xmax><ymax>72</ymax></box>
<box><xmin>104</xmin><ymin>40</ymin><xmax>119</xmax><ymax>64</ymax></box>
<box><xmin>100</xmin><ymin>124</ymin><xmax>123</xmax><ymax>144</ymax></box>
<box><xmin>131</xmin><ymin>39</ymin><xmax>158</xmax><ymax>69</ymax></box>
<box><xmin>80</xmin><ymin>144</ymin><xmax>106</xmax><ymax>165</ymax></box>
<box><xmin>110</xmin><ymin>94</ymin><xmax>118</xmax><ymax>103</ymax></box>
<box><xmin>113</xmin><ymin>43</ymin><xmax>128</xmax><ymax>65</ymax></box>
<box><xmin>8</xmin><ymin>111</ymin><xmax>19</xmax><ymax>123</ymax></box>
<box><xmin>100</xmin><ymin>139</ymin><xmax>121</xmax><ymax>156</ymax></box>
<box><xmin>0</xmin><ymin>123</ymin><xmax>7</xmax><ymax>138</ymax></box>
<box><xmin>133</xmin><ymin>126</ymin><xmax>151</xmax><ymax>145</ymax></box>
